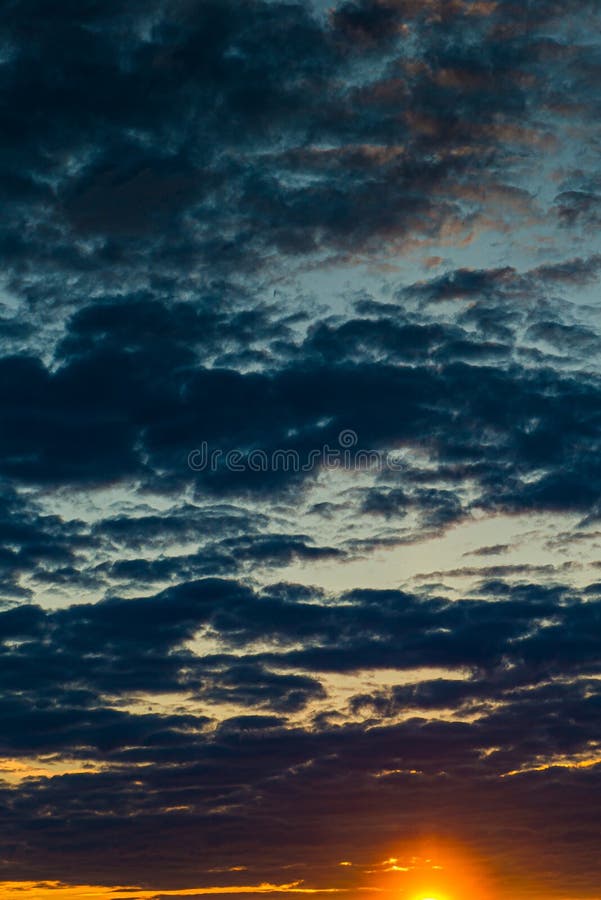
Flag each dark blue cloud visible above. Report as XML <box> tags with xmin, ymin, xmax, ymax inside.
<box><xmin>1</xmin><ymin>0</ymin><xmax>601</xmax><ymax>896</ymax></box>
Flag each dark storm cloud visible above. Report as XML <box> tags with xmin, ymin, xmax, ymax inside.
<box><xmin>1</xmin><ymin>299</ymin><xmax>600</xmax><ymax>600</ymax></box>
<box><xmin>2</xmin><ymin>302</ymin><xmax>601</xmax><ymax>526</ymax></box>
<box><xmin>0</xmin><ymin>483</ymin><xmax>91</xmax><ymax>596</ymax></box>
<box><xmin>58</xmin><ymin>293</ymin><xmax>295</xmax><ymax>364</ymax></box>
<box><xmin>199</xmin><ymin>663</ymin><xmax>326</xmax><ymax>713</ymax></box>
<box><xmin>0</xmin><ymin>0</ymin><xmax>596</xmax><ymax>310</ymax></box>
<box><xmin>0</xmin><ymin>0</ymin><xmax>598</xmax><ymax>525</ymax></box>
<box><xmin>404</xmin><ymin>255</ymin><xmax>601</xmax><ymax>304</ymax></box>
<box><xmin>95</xmin><ymin>533</ymin><xmax>342</xmax><ymax>586</ymax></box>
<box><xmin>1</xmin><ymin>0</ymin><xmax>601</xmax><ymax>896</ymax></box>
<box><xmin>91</xmin><ymin>503</ymin><xmax>269</xmax><ymax>551</ymax></box>
<box><xmin>1</xmin><ymin>577</ymin><xmax>599</xmax><ymax>748</ymax></box>
<box><xmin>0</xmin><ymin>572</ymin><xmax>599</xmax><ymax>891</ymax></box>
<box><xmin>1</xmin><ymin>762</ymin><xmax>599</xmax><ymax>894</ymax></box>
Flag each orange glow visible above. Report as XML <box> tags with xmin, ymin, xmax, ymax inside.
<box><xmin>417</xmin><ymin>897</ymin><xmax>443</xmax><ymax>900</ymax></box>
<box><xmin>0</xmin><ymin>882</ymin><xmax>341</xmax><ymax>899</ymax></box>
<box><xmin>0</xmin><ymin>756</ymin><xmax>104</xmax><ymax>784</ymax></box>
<box><xmin>416</xmin><ymin>896</ymin><xmax>443</xmax><ymax>900</ymax></box>
<box><xmin>501</xmin><ymin>754</ymin><xmax>601</xmax><ymax>777</ymax></box>
<box><xmin>359</xmin><ymin>838</ymin><xmax>497</xmax><ymax>900</ymax></box>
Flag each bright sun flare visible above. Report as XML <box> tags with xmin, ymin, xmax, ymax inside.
<box><xmin>416</xmin><ymin>894</ymin><xmax>447</xmax><ymax>900</ymax></box>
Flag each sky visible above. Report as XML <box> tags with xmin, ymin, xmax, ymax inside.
<box><xmin>0</xmin><ymin>1</ymin><xmax>601</xmax><ymax>898</ymax></box>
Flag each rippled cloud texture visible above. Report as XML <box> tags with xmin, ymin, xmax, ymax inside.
<box><xmin>1</xmin><ymin>1</ymin><xmax>601</xmax><ymax>898</ymax></box>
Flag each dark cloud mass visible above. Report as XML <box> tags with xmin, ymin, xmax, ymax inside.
<box><xmin>0</xmin><ymin>1</ymin><xmax>601</xmax><ymax>898</ymax></box>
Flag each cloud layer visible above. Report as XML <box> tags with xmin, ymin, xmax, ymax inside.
<box><xmin>1</xmin><ymin>1</ymin><xmax>601</xmax><ymax>898</ymax></box>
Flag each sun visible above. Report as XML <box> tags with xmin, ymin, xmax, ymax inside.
<box><xmin>412</xmin><ymin>887</ymin><xmax>450</xmax><ymax>900</ymax></box>
<box><xmin>363</xmin><ymin>838</ymin><xmax>496</xmax><ymax>900</ymax></box>
<box><xmin>412</xmin><ymin>892</ymin><xmax>448</xmax><ymax>900</ymax></box>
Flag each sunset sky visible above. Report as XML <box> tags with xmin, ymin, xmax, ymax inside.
<box><xmin>0</xmin><ymin>1</ymin><xmax>600</xmax><ymax>898</ymax></box>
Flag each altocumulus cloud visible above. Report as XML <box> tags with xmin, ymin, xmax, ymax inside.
<box><xmin>0</xmin><ymin>1</ymin><xmax>601</xmax><ymax>899</ymax></box>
